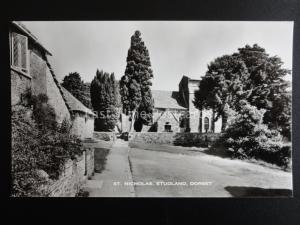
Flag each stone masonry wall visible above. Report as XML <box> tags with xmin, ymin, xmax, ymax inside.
<box><xmin>30</xmin><ymin>50</ymin><xmax>47</xmax><ymax>97</ymax></box>
<box><xmin>129</xmin><ymin>132</ymin><xmax>221</xmax><ymax>147</ymax></box>
<box><xmin>43</xmin><ymin>147</ymin><xmax>94</xmax><ymax>197</ymax></box>
<box><xmin>93</xmin><ymin>132</ymin><xmax>116</xmax><ymax>141</ymax></box>
<box><xmin>188</xmin><ymin>80</ymin><xmax>201</xmax><ymax>132</ymax></box>
<box><xmin>155</xmin><ymin>110</ymin><xmax>181</xmax><ymax>132</ymax></box>
<box><xmin>11</xmin><ymin>70</ymin><xmax>31</xmax><ymax>105</ymax></box>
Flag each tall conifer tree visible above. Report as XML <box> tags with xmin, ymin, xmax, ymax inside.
<box><xmin>120</xmin><ymin>30</ymin><xmax>154</xmax><ymax>131</ymax></box>
<box><xmin>91</xmin><ymin>70</ymin><xmax>119</xmax><ymax>131</ymax></box>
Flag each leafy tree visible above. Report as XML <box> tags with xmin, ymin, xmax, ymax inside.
<box><xmin>81</xmin><ymin>82</ymin><xmax>92</xmax><ymax>109</ymax></box>
<box><xmin>236</xmin><ymin>44</ymin><xmax>291</xmax><ymax>138</ymax></box>
<box><xmin>194</xmin><ymin>44</ymin><xmax>291</xmax><ymax>138</ymax></box>
<box><xmin>90</xmin><ymin>70</ymin><xmax>119</xmax><ymax>131</ymax></box>
<box><xmin>62</xmin><ymin>72</ymin><xmax>91</xmax><ymax>109</ymax></box>
<box><xmin>119</xmin><ymin>30</ymin><xmax>154</xmax><ymax>132</ymax></box>
<box><xmin>194</xmin><ymin>55</ymin><xmax>250</xmax><ymax>131</ymax></box>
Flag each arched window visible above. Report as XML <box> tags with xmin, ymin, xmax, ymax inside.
<box><xmin>204</xmin><ymin>117</ymin><xmax>209</xmax><ymax>133</ymax></box>
<box><xmin>11</xmin><ymin>32</ymin><xmax>28</xmax><ymax>73</ymax></box>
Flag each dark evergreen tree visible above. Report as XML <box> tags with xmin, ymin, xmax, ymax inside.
<box><xmin>90</xmin><ymin>70</ymin><xmax>119</xmax><ymax>131</ymax></box>
<box><xmin>61</xmin><ymin>72</ymin><xmax>91</xmax><ymax>109</ymax></box>
<box><xmin>119</xmin><ymin>30</ymin><xmax>154</xmax><ymax>131</ymax></box>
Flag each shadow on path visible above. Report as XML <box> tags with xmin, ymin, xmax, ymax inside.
<box><xmin>94</xmin><ymin>148</ymin><xmax>110</xmax><ymax>173</ymax></box>
<box><xmin>225</xmin><ymin>186</ymin><xmax>292</xmax><ymax>197</ymax></box>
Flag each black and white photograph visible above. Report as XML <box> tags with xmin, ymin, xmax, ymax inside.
<box><xmin>10</xmin><ymin>21</ymin><xmax>293</xmax><ymax>197</ymax></box>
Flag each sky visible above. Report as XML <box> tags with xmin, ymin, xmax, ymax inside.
<box><xmin>22</xmin><ymin>21</ymin><xmax>293</xmax><ymax>91</ymax></box>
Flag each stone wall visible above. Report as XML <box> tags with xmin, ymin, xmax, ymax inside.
<box><xmin>173</xmin><ymin>132</ymin><xmax>221</xmax><ymax>147</ymax></box>
<box><xmin>30</xmin><ymin>49</ymin><xmax>47</xmax><ymax>97</ymax></box>
<box><xmin>43</xmin><ymin>147</ymin><xmax>94</xmax><ymax>197</ymax></box>
<box><xmin>11</xmin><ymin>70</ymin><xmax>31</xmax><ymax>105</ymax></box>
<box><xmin>154</xmin><ymin>109</ymin><xmax>183</xmax><ymax>132</ymax></box>
<box><xmin>188</xmin><ymin>80</ymin><xmax>201</xmax><ymax>132</ymax></box>
<box><xmin>46</xmin><ymin>65</ymin><xmax>71</xmax><ymax>124</ymax></box>
<box><xmin>129</xmin><ymin>132</ymin><xmax>221</xmax><ymax>147</ymax></box>
<box><xmin>93</xmin><ymin>132</ymin><xmax>116</xmax><ymax>141</ymax></box>
<box><xmin>70</xmin><ymin>112</ymin><xmax>94</xmax><ymax>139</ymax></box>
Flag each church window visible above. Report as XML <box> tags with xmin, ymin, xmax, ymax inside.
<box><xmin>11</xmin><ymin>32</ymin><xmax>29</xmax><ymax>74</ymax></box>
<box><xmin>204</xmin><ymin>117</ymin><xmax>209</xmax><ymax>133</ymax></box>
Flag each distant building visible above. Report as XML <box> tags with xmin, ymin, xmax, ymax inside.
<box><xmin>9</xmin><ymin>21</ymin><xmax>95</xmax><ymax>139</ymax></box>
<box><xmin>150</xmin><ymin>76</ymin><xmax>222</xmax><ymax>133</ymax></box>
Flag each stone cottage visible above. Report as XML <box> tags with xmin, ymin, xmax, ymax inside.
<box><xmin>150</xmin><ymin>76</ymin><xmax>222</xmax><ymax>133</ymax></box>
<box><xmin>10</xmin><ymin>21</ymin><xmax>95</xmax><ymax>139</ymax></box>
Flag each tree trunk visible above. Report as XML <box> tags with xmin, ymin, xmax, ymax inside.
<box><xmin>211</xmin><ymin>110</ymin><xmax>215</xmax><ymax>133</ymax></box>
<box><xmin>221</xmin><ymin>113</ymin><xmax>228</xmax><ymax>132</ymax></box>
<box><xmin>129</xmin><ymin>108</ymin><xmax>137</xmax><ymax>132</ymax></box>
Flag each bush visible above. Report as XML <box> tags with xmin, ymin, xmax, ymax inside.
<box><xmin>173</xmin><ymin>133</ymin><xmax>209</xmax><ymax>147</ymax></box>
<box><xmin>214</xmin><ymin>100</ymin><xmax>291</xmax><ymax>168</ymax></box>
<box><xmin>11</xmin><ymin>93</ymin><xmax>84</xmax><ymax>196</ymax></box>
<box><xmin>11</xmin><ymin>105</ymin><xmax>47</xmax><ymax>196</ymax></box>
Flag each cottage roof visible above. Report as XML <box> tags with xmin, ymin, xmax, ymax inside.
<box><xmin>61</xmin><ymin>87</ymin><xmax>96</xmax><ymax>117</ymax></box>
<box><xmin>152</xmin><ymin>90</ymin><xmax>187</xmax><ymax>110</ymax></box>
<box><xmin>11</xmin><ymin>21</ymin><xmax>52</xmax><ymax>56</ymax></box>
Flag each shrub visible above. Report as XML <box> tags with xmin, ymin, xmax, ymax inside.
<box><xmin>173</xmin><ymin>133</ymin><xmax>208</xmax><ymax>147</ymax></box>
<box><xmin>11</xmin><ymin>105</ymin><xmax>47</xmax><ymax>196</ymax></box>
<box><xmin>36</xmin><ymin>130</ymin><xmax>83</xmax><ymax>179</ymax></box>
<box><xmin>11</xmin><ymin>93</ymin><xmax>84</xmax><ymax>196</ymax></box>
<box><xmin>31</xmin><ymin>94</ymin><xmax>57</xmax><ymax>131</ymax></box>
<box><xmin>214</xmin><ymin>100</ymin><xmax>291</xmax><ymax>168</ymax></box>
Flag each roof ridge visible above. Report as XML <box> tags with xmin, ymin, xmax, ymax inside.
<box><xmin>45</xmin><ymin>57</ymin><xmax>72</xmax><ymax>114</ymax></box>
<box><xmin>61</xmin><ymin>86</ymin><xmax>95</xmax><ymax>116</ymax></box>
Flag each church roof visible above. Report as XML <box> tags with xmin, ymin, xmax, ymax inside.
<box><xmin>152</xmin><ymin>90</ymin><xmax>187</xmax><ymax>110</ymax></box>
<box><xmin>61</xmin><ymin>87</ymin><xmax>96</xmax><ymax>117</ymax></box>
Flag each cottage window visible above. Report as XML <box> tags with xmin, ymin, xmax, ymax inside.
<box><xmin>11</xmin><ymin>32</ymin><xmax>29</xmax><ymax>74</ymax></box>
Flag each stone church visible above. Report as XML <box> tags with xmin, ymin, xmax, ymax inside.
<box><xmin>150</xmin><ymin>76</ymin><xmax>222</xmax><ymax>133</ymax></box>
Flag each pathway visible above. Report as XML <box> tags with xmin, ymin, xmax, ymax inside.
<box><xmin>83</xmin><ymin>139</ymin><xmax>135</xmax><ymax>197</ymax></box>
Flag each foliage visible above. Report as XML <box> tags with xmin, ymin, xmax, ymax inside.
<box><xmin>194</xmin><ymin>54</ymin><xmax>250</xmax><ymax>131</ymax></box>
<box><xmin>11</xmin><ymin>105</ymin><xmax>47</xmax><ymax>196</ymax></box>
<box><xmin>173</xmin><ymin>133</ymin><xmax>216</xmax><ymax>147</ymax></box>
<box><xmin>11</xmin><ymin>93</ymin><xmax>83</xmax><ymax>196</ymax></box>
<box><xmin>236</xmin><ymin>44</ymin><xmax>291</xmax><ymax>139</ymax></box>
<box><xmin>31</xmin><ymin>94</ymin><xmax>57</xmax><ymax>131</ymax></box>
<box><xmin>194</xmin><ymin>44</ymin><xmax>291</xmax><ymax>138</ymax></box>
<box><xmin>62</xmin><ymin>72</ymin><xmax>92</xmax><ymax>109</ymax></box>
<box><xmin>214</xmin><ymin>100</ymin><xmax>291</xmax><ymax>168</ymax></box>
<box><xmin>90</xmin><ymin>70</ymin><xmax>120</xmax><ymax>131</ymax></box>
<box><xmin>81</xmin><ymin>82</ymin><xmax>93</xmax><ymax>109</ymax></box>
<box><xmin>75</xmin><ymin>189</ymin><xmax>89</xmax><ymax>197</ymax></box>
<box><xmin>119</xmin><ymin>30</ymin><xmax>154</xmax><ymax>131</ymax></box>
